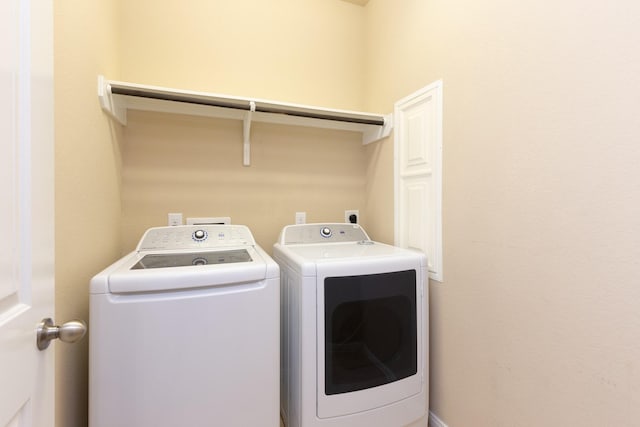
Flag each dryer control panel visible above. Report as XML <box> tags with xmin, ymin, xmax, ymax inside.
<box><xmin>137</xmin><ymin>225</ymin><xmax>256</xmax><ymax>251</ymax></box>
<box><xmin>278</xmin><ymin>223</ymin><xmax>371</xmax><ymax>245</ymax></box>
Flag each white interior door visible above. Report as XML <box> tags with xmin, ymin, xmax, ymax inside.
<box><xmin>394</xmin><ymin>81</ymin><xmax>443</xmax><ymax>282</ymax></box>
<box><xmin>0</xmin><ymin>1</ymin><xmax>55</xmax><ymax>426</ymax></box>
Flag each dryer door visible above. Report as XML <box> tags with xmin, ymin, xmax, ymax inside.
<box><xmin>316</xmin><ymin>257</ymin><xmax>424</xmax><ymax>419</ymax></box>
<box><xmin>324</xmin><ymin>270</ymin><xmax>417</xmax><ymax>395</ymax></box>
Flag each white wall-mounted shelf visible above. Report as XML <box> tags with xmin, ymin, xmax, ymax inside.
<box><xmin>98</xmin><ymin>75</ymin><xmax>393</xmax><ymax>166</ymax></box>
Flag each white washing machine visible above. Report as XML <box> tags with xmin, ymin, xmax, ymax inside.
<box><xmin>273</xmin><ymin>224</ymin><xmax>428</xmax><ymax>427</ymax></box>
<box><xmin>89</xmin><ymin>224</ymin><xmax>280</xmax><ymax>427</ymax></box>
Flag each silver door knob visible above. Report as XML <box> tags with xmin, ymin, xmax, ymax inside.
<box><xmin>36</xmin><ymin>318</ymin><xmax>87</xmax><ymax>350</ymax></box>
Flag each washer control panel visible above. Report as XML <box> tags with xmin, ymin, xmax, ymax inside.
<box><xmin>279</xmin><ymin>223</ymin><xmax>371</xmax><ymax>245</ymax></box>
<box><xmin>137</xmin><ymin>225</ymin><xmax>255</xmax><ymax>251</ymax></box>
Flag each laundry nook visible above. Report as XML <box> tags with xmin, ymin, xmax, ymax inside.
<box><xmin>2</xmin><ymin>1</ymin><xmax>638</xmax><ymax>427</ymax></box>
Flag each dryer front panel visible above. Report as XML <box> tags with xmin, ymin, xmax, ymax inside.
<box><xmin>315</xmin><ymin>256</ymin><xmax>425</xmax><ymax>419</ymax></box>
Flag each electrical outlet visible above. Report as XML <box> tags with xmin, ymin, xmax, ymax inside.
<box><xmin>295</xmin><ymin>212</ymin><xmax>306</xmax><ymax>224</ymax></box>
<box><xmin>345</xmin><ymin>210</ymin><xmax>359</xmax><ymax>224</ymax></box>
<box><xmin>168</xmin><ymin>213</ymin><xmax>183</xmax><ymax>226</ymax></box>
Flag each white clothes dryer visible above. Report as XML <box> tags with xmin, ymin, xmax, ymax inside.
<box><xmin>273</xmin><ymin>224</ymin><xmax>428</xmax><ymax>427</ymax></box>
<box><xmin>89</xmin><ymin>225</ymin><xmax>279</xmax><ymax>427</ymax></box>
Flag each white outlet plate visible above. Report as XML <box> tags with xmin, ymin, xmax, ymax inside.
<box><xmin>345</xmin><ymin>210</ymin><xmax>359</xmax><ymax>224</ymax></box>
<box><xmin>168</xmin><ymin>213</ymin><xmax>183</xmax><ymax>226</ymax></box>
<box><xmin>295</xmin><ymin>212</ymin><xmax>306</xmax><ymax>224</ymax></box>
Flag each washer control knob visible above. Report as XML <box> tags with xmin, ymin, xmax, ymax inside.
<box><xmin>193</xmin><ymin>229</ymin><xmax>207</xmax><ymax>241</ymax></box>
<box><xmin>320</xmin><ymin>227</ymin><xmax>332</xmax><ymax>238</ymax></box>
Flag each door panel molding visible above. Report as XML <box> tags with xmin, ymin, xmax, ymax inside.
<box><xmin>394</xmin><ymin>81</ymin><xmax>443</xmax><ymax>282</ymax></box>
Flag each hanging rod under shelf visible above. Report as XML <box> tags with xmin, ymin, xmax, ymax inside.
<box><xmin>98</xmin><ymin>75</ymin><xmax>393</xmax><ymax>166</ymax></box>
<box><xmin>110</xmin><ymin>85</ymin><xmax>386</xmax><ymax>126</ymax></box>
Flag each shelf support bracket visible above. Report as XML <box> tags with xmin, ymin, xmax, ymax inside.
<box><xmin>97</xmin><ymin>75</ymin><xmax>127</xmax><ymax>125</ymax></box>
<box><xmin>243</xmin><ymin>101</ymin><xmax>256</xmax><ymax>166</ymax></box>
<box><xmin>363</xmin><ymin>113</ymin><xmax>393</xmax><ymax>145</ymax></box>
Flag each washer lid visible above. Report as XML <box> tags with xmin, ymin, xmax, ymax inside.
<box><xmin>103</xmin><ymin>246</ymin><xmax>272</xmax><ymax>294</ymax></box>
<box><xmin>90</xmin><ymin>225</ymin><xmax>278</xmax><ymax>294</ymax></box>
<box><xmin>131</xmin><ymin>249</ymin><xmax>252</xmax><ymax>269</ymax></box>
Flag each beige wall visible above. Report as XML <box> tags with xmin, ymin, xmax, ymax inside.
<box><xmin>119</xmin><ymin>0</ymin><xmax>366</xmax><ymax>110</ymax></box>
<box><xmin>117</xmin><ymin>0</ymin><xmax>370</xmax><ymax>252</ymax></box>
<box><xmin>54</xmin><ymin>2</ymin><xmax>121</xmax><ymax>426</ymax></box>
<box><xmin>365</xmin><ymin>0</ymin><xmax>640</xmax><ymax>425</ymax></box>
<box><xmin>121</xmin><ymin>111</ymin><xmax>366</xmax><ymax>252</ymax></box>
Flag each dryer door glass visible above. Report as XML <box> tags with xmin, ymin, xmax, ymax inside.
<box><xmin>324</xmin><ymin>270</ymin><xmax>417</xmax><ymax>395</ymax></box>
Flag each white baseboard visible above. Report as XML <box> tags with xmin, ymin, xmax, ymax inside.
<box><xmin>428</xmin><ymin>410</ymin><xmax>448</xmax><ymax>427</ymax></box>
